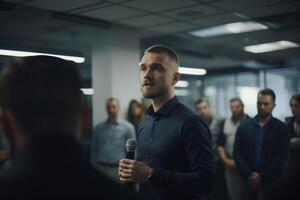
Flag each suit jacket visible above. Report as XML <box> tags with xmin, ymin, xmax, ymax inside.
<box><xmin>0</xmin><ymin>132</ymin><xmax>137</xmax><ymax>199</ymax></box>
<box><xmin>233</xmin><ymin>116</ymin><xmax>289</xmax><ymax>184</ymax></box>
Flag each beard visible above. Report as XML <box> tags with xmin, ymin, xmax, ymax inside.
<box><xmin>258</xmin><ymin>111</ymin><xmax>271</xmax><ymax>119</ymax></box>
<box><xmin>142</xmin><ymin>84</ymin><xmax>169</xmax><ymax>99</ymax></box>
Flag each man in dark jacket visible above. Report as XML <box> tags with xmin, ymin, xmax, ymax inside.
<box><xmin>0</xmin><ymin>56</ymin><xmax>136</xmax><ymax>199</ymax></box>
<box><xmin>233</xmin><ymin>88</ymin><xmax>289</xmax><ymax>200</ymax></box>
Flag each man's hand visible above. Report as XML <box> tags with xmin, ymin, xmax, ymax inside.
<box><xmin>248</xmin><ymin>172</ymin><xmax>261</xmax><ymax>189</ymax></box>
<box><xmin>119</xmin><ymin>159</ymin><xmax>153</xmax><ymax>184</ymax></box>
<box><xmin>224</xmin><ymin>159</ymin><xmax>236</xmax><ymax>171</ymax></box>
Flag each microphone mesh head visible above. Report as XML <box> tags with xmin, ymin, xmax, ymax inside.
<box><xmin>126</xmin><ymin>139</ymin><xmax>136</xmax><ymax>152</ymax></box>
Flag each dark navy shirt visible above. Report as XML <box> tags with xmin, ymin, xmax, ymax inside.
<box><xmin>233</xmin><ymin>115</ymin><xmax>289</xmax><ymax>183</ymax></box>
<box><xmin>137</xmin><ymin>96</ymin><xmax>214</xmax><ymax>200</ymax></box>
<box><xmin>253</xmin><ymin>118</ymin><xmax>267</xmax><ymax>169</ymax></box>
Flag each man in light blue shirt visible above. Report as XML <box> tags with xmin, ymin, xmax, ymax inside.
<box><xmin>91</xmin><ymin>98</ymin><xmax>135</xmax><ymax>182</ymax></box>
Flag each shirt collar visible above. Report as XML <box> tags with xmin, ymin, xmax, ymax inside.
<box><xmin>253</xmin><ymin>114</ymin><xmax>274</xmax><ymax>127</ymax></box>
<box><xmin>147</xmin><ymin>96</ymin><xmax>179</xmax><ymax>118</ymax></box>
<box><xmin>106</xmin><ymin>118</ymin><xmax>121</xmax><ymax>125</ymax></box>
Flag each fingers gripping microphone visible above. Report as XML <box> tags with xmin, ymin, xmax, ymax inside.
<box><xmin>126</xmin><ymin>139</ymin><xmax>136</xmax><ymax>160</ymax></box>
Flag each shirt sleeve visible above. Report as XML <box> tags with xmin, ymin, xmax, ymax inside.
<box><xmin>217</xmin><ymin>120</ymin><xmax>226</xmax><ymax>146</ymax></box>
<box><xmin>233</xmin><ymin>124</ymin><xmax>252</xmax><ymax>179</ymax></box>
<box><xmin>148</xmin><ymin>115</ymin><xmax>215</xmax><ymax>194</ymax></box>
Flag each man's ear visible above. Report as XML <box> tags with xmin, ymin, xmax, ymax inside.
<box><xmin>0</xmin><ymin>110</ymin><xmax>17</xmax><ymax>144</ymax></box>
<box><xmin>171</xmin><ymin>72</ymin><xmax>181</xmax><ymax>86</ymax></box>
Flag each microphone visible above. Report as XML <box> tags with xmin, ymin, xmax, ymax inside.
<box><xmin>126</xmin><ymin>139</ymin><xmax>136</xmax><ymax>160</ymax></box>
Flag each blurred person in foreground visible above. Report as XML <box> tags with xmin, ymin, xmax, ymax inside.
<box><xmin>0</xmin><ymin>56</ymin><xmax>137</xmax><ymax>199</ymax></box>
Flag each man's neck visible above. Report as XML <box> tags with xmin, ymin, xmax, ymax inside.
<box><xmin>258</xmin><ymin>114</ymin><xmax>272</xmax><ymax>127</ymax></box>
<box><xmin>107</xmin><ymin>117</ymin><xmax>117</xmax><ymax>124</ymax></box>
<box><xmin>152</xmin><ymin>92</ymin><xmax>175</xmax><ymax>112</ymax></box>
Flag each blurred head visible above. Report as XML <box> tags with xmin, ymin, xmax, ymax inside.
<box><xmin>106</xmin><ymin>98</ymin><xmax>119</xmax><ymax>119</ymax></box>
<box><xmin>128</xmin><ymin>100</ymin><xmax>144</xmax><ymax>118</ymax></box>
<box><xmin>230</xmin><ymin>98</ymin><xmax>244</xmax><ymax>119</ymax></box>
<box><xmin>257</xmin><ymin>88</ymin><xmax>276</xmax><ymax>118</ymax></box>
<box><xmin>290</xmin><ymin>94</ymin><xmax>300</xmax><ymax>118</ymax></box>
<box><xmin>139</xmin><ymin>44</ymin><xmax>180</xmax><ymax>99</ymax></box>
<box><xmin>195</xmin><ymin>98</ymin><xmax>211</xmax><ymax>119</ymax></box>
<box><xmin>0</xmin><ymin>56</ymin><xmax>84</xmax><ymax>152</ymax></box>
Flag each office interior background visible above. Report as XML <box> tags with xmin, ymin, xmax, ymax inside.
<box><xmin>0</xmin><ymin>0</ymin><xmax>299</xmax><ymax>125</ymax></box>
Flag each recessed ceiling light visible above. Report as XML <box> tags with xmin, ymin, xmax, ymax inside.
<box><xmin>0</xmin><ymin>49</ymin><xmax>85</xmax><ymax>63</ymax></box>
<box><xmin>189</xmin><ymin>21</ymin><xmax>268</xmax><ymax>38</ymax></box>
<box><xmin>80</xmin><ymin>88</ymin><xmax>94</xmax><ymax>95</ymax></box>
<box><xmin>175</xmin><ymin>80</ymin><xmax>189</xmax><ymax>88</ymax></box>
<box><xmin>244</xmin><ymin>40</ymin><xmax>299</xmax><ymax>53</ymax></box>
<box><xmin>179</xmin><ymin>67</ymin><xmax>207</xmax><ymax>75</ymax></box>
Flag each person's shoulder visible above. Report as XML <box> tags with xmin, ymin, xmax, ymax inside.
<box><xmin>120</xmin><ymin>119</ymin><xmax>134</xmax><ymax>130</ymax></box>
<box><xmin>272</xmin><ymin>117</ymin><xmax>288</xmax><ymax>129</ymax></box>
<box><xmin>238</xmin><ymin>116</ymin><xmax>253</xmax><ymax>130</ymax></box>
<box><xmin>94</xmin><ymin>121</ymin><xmax>106</xmax><ymax>129</ymax></box>
<box><xmin>174</xmin><ymin>102</ymin><xmax>197</xmax><ymax>118</ymax></box>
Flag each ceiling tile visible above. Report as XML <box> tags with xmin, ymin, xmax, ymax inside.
<box><xmin>212</xmin><ymin>0</ymin><xmax>282</xmax><ymax>11</ymax></box>
<box><xmin>80</xmin><ymin>5</ymin><xmax>146</xmax><ymax>21</ymax></box>
<box><xmin>146</xmin><ymin>22</ymin><xmax>196</xmax><ymax>34</ymax></box>
<box><xmin>237</xmin><ymin>3</ymin><xmax>298</xmax><ymax>18</ymax></box>
<box><xmin>162</xmin><ymin>4</ymin><xmax>224</xmax><ymax>20</ymax></box>
<box><xmin>118</xmin><ymin>14</ymin><xmax>173</xmax><ymax>28</ymax></box>
<box><xmin>26</xmin><ymin>0</ymin><xmax>105</xmax><ymax>12</ymax></box>
<box><xmin>106</xmin><ymin>0</ymin><xmax>133</xmax><ymax>2</ymax></box>
<box><xmin>123</xmin><ymin>0</ymin><xmax>198</xmax><ymax>12</ymax></box>
<box><xmin>190</xmin><ymin>13</ymin><xmax>244</xmax><ymax>27</ymax></box>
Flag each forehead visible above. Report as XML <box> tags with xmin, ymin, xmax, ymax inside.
<box><xmin>290</xmin><ymin>99</ymin><xmax>299</xmax><ymax>105</ymax></box>
<box><xmin>231</xmin><ymin>101</ymin><xmax>241</xmax><ymax>106</ymax></box>
<box><xmin>106</xmin><ymin>100</ymin><xmax>118</xmax><ymax>106</ymax></box>
<box><xmin>198</xmin><ymin>101</ymin><xmax>209</xmax><ymax>107</ymax></box>
<box><xmin>258</xmin><ymin>94</ymin><xmax>274</xmax><ymax>102</ymax></box>
<box><xmin>140</xmin><ymin>52</ymin><xmax>173</xmax><ymax>65</ymax></box>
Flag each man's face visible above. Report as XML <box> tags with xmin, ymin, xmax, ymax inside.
<box><xmin>230</xmin><ymin>101</ymin><xmax>244</xmax><ymax>118</ymax></box>
<box><xmin>290</xmin><ymin>99</ymin><xmax>300</xmax><ymax>118</ymax></box>
<box><xmin>139</xmin><ymin>52</ymin><xmax>177</xmax><ymax>99</ymax></box>
<box><xmin>257</xmin><ymin>94</ymin><xmax>276</xmax><ymax>118</ymax></box>
<box><xmin>196</xmin><ymin>102</ymin><xmax>210</xmax><ymax>118</ymax></box>
<box><xmin>106</xmin><ymin>100</ymin><xmax>119</xmax><ymax>119</ymax></box>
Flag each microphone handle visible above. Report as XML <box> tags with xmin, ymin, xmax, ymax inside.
<box><xmin>126</xmin><ymin>151</ymin><xmax>134</xmax><ymax>160</ymax></box>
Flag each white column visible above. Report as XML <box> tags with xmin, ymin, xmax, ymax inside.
<box><xmin>92</xmin><ymin>25</ymin><xmax>140</xmax><ymax>126</ymax></box>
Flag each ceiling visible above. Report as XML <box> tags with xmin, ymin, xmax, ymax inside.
<box><xmin>0</xmin><ymin>0</ymin><xmax>300</xmax><ymax>77</ymax></box>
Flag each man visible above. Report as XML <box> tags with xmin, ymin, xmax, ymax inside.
<box><xmin>286</xmin><ymin>94</ymin><xmax>300</xmax><ymax>140</ymax></box>
<box><xmin>0</xmin><ymin>56</ymin><xmax>136</xmax><ymax>199</ymax></box>
<box><xmin>217</xmin><ymin>98</ymin><xmax>250</xmax><ymax>200</ymax></box>
<box><xmin>233</xmin><ymin>89</ymin><xmax>289</xmax><ymax>200</ymax></box>
<box><xmin>195</xmin><ymin>98</ymin><xmax>225</xmax><ymax>200</ymax></box>
<box><xmin>91</xmin><ymin>98</ymin><xmax>135</xmax><ymax>182</ymax></box>
<box><xmin>195</xmin><ymin>98</ymin><xmax>224</xmax><ymax>152</ymax></box>
<box><xmin>119</xmin><ymin>45</ymin><xmax>214</xmax><ymax>200</ymax></box>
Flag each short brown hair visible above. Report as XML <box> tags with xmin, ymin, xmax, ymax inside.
<box><xmin>258</xmin><ymin>88</ymin><xmax>276</xmax><ymax>102</ymax></box>
<box><xmin>145</xmin><ymin>44</ymin><xmax>180</xmax><ymax>66</ymax></box>
<box><xmin>290</xmin><ymin>94</ymin><xmax>300</xmax><ymax>104</ymax></box>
